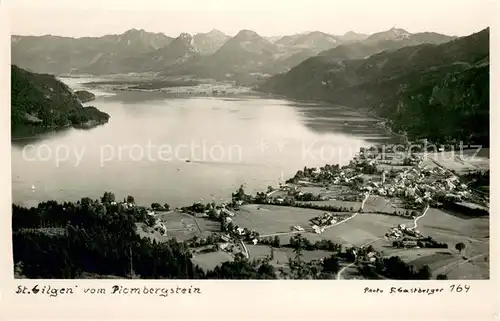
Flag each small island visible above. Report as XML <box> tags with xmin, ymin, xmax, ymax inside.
<box><xmin>74</xmin><ymin>90</ymin><xmax>96</xmax><ymax>103</ymax></box>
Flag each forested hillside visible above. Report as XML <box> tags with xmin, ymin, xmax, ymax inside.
<box><xmin>11</xmin><ymin>65</ymin><xmax>110</xmax><ymax>135</ymax></box>
<box><xmin>259</xmin><ymin>28</ymin><xmax>489</xmax><ymax>145</ymax></box>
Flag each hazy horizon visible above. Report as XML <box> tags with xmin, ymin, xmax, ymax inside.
<box><xmin>9</xmin><ymin>25</ymin><xmax>490</xmax><ymax>40</ymax></box>
<box><xmin>8</xmin><ymin>0</ymin><xmax>492</xmax><ymax>38</ymax></box>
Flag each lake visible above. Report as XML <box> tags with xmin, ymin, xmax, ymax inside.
<box><xmin>11</xmin><ymin>77</ymin><xmax>398</xmax><ymax>208</ymax></box>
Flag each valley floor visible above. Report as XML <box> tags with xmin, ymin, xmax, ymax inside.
<box><xmin>136</xmin><ymin>146</ymin><xmax>489</xmax><ymax>280</ymax></box>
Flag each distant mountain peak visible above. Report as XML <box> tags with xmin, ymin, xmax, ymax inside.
<box><xmin>344</xmin><ymin>31</ymin><xmax>363</xmax><ymax>36</ymax></box>
<box><xmin>275</xmin><ymin>31</ymin><xmax>339</xmax><ymax>53</ymax></box>
<box><xmin>365</xmin><ymin>27</ymin><xmax>412</xmax><ymax>42</ymax></box>
<box><xmin>207</xmin><ymin>29</ymin><xmax>226</xmax><ymax>36</ymax></box>
<box><xmin>120</xmin><ymin>28</ymin><xmax>167</xmax><ymax>41</ymax></box>
<box><xmin>236</xmin><ymin>29</ymin><xmax>260</xmax><ymax>38</ymax></box>
<box><xmin>178</xmin><ymin>32</ymin><xmax>193</xmax><ymax>40</ymax></box>
<box><xmin>307</xmin><ymin>31</ymin><xmax>329</xmax><ymax>36</ymax></box>
<box><xmin>124</xmin><ymin>28</ymin><xmax>145</xmax><ymax>35</ymax></box>
<box><xmin>191</xmin><ymin>29</ymin><xmax>230</xmax><ymax>55</ymax></box>
<box><xmin>389</xmin><ymin>27</ymin><xmax>410</xmax><ymax>35</ymax></box>
<box><xmin>338</xmin><ymin>31</ymin><xmax>369</xmax><ymax>43</ymax></box>
<box><xmin>172</xmin><ymin>33</ymin><xmax>195</xmax><ymax>48</ymax></box>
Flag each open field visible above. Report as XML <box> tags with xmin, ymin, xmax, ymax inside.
<box><xmin>157</xmin><ymin>211</ymin><xmax>201</xmax><ymax>241</ymax></box>
<box><xmin>309</xmin><ymin>213</ymin><xmax>411</xmax><ymax>246</ymax></box>
<box><xmin>298</xmin><ymin>186</ymin><xmax>328</xmax><ymax>195</ymax></box>
<box><xmin>392</xmin><ymin>248</ymin><xmax>490</xmax><ymax>280</ymax></box>
<box><xmin>298</xmin><ymin>185</ymin><xmax>360</xmax><ymax>200</ymax></box>
<box><xmin>246</xmin><ymin>244</ymin><xmax>333</xmax><ymax>266</ymax></box>
<box><xmin>423</xmin><ymin>151</ymin><xmax>489</xmax><ymax>174</ymax></box>
<box><xmin>194</xmin><ymin>217</ymin><xmax>221</xmax><ymax>238</ymax></box>
<box><xmin>298</xmin><ymin>200</ymin><xmax>362</xmax><ymax>211</ymax></box>
<box><xmin>147</xmin><ymin>199</ymin><xmax>488</xmax><ymax>279</ymax></box>
<box><xmin>233</xmin><ymin>204</ymin><xmax>330</xmax><ymax>235</ymax></box>
<box><xmin>462</xmin><ymin>147</ymin><xmax>489</xmax><ymax>158</ymax></box>
<box><xmin>377</xmin><ymin>164</ymin><xmax>413</xmax><ymax>172</ymax></box>
<box><xmin>378</xmin><ymin>207</ymin><xmax>489</xmax><ymax>279</ymax></box>
<box><xmin>442</xmin><ymin>254</ymin><xmax>489</xmax><ymax>279</ymax></box>
<box><xmin>342</xmin><ymin>248</ymin><xmax>488</xmax><ymax>280</ymax></box>
<box><xmin>418</xmin><ymin>208</ymin><xmax>489</xmax><ymax>249</ymax></box>
<box><xmin>136</xmin><ymin>211</ymin><xmax>221</xmax><ymax>242</ymax></box>
<box><xmin>361</xmin><ymin>195</ymin><xmax>410</xmax><ymax>214</ymax></box>
<box><xmin>234</xmin><ymin>201</ymin><xmax>411</xmax><ymax>247</ymax></box>
<box><xmin>249</xmin><ymin>209</ymin><xmax>411</xmax><ymax>247</ymax></box>
<box><xmin>407</xmin><ymin>251</ymin><xmax>457</xmax><ymax>269</ymax></box>
<box><xmin>416</xmin><ymin>208</ymin><xmax>489</xmax><ymax>277</ymax></box>
<box><xmin>192</xmin><ymin>250</ymin><xmax>234</xmax><ymax>271</ymax></box>
<box><xmin>381</xmin><ymin>247</ymin><xmax>455</xmax><ymax>263</ymax></box>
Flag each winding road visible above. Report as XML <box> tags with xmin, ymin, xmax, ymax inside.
<box><xmin>409</xmin><ymin>205</ymin><xmax>430</xmax><ymax>229</ymax></box>
<box><xmin>323</xmin><ymin>192</ymin><xmax>370</xmax><ymax>231</ymax></box>
<box><xmin>240</xmin><ymin>240</ymin><xmax>250</xmax><ymax>259</ymax></box>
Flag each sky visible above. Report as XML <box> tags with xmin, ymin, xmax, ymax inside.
<box><xmin>7</xmin><ymin>0</ymin><xmax>493</xmax><ymax>38</ymax></box>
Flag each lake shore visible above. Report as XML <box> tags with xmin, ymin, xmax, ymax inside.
<box><xmin>13</xmin><ymin>141</ymin><xmax>490</xmax><ymax>280</ymax></box>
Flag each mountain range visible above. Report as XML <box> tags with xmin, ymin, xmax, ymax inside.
<box><xmin>11</xmin><ymin>29</ymin><xmax>173</xmax><ymax>75</ymax></box>
<box><xmin>11</xmin><ymin>27</ymin><xmax>454</xmax><ymax>78</ymax></box>
<box><xmin>259</xmin><ymin>28</ymin><xmax>489</xmax><ymax>146</ymax></box>
<box><xmin>10</xmin><ymin>26</ymin><xmax>490</xmax><ymax>146</ymax></box>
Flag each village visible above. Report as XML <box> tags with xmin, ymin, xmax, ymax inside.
<box><xmin>136</xmin><ymin>143</ymin><xmax>489</xmax><ymax>279</ymax></box>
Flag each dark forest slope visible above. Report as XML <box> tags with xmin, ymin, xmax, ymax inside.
<box><xmin>259</xmin><ymin>28</ymin><xmax>489</xmax><ymax>145</ymax></box>
<box><xmin>11</xmin><ymin>65</ymin><xmax>110</xmax><ymax>135</ymax></box>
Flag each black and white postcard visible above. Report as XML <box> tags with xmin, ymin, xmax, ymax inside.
<box><xmin>1</xmin><ymin>0</ymin><xmax>498</xmax><ymax>320</ymax></box>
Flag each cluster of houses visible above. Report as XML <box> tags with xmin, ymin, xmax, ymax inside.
<box><xmin>346</xmin><ymin>246</ymin><xmax>379</xmax><ymax>264</ymax></box>
<box><xmin>350</xmin><ymin>149</ymin><xmax>476</xmax><ymax>207</ymax></box>
<box><xmin>386</xmin><ymin>223</ymin><xmax>422</xmax><ymax>241</ymax></box>
<box><xmin>391</xmin><ymin>166</ymin><xmax>472</xmax><ymax>204</ymax></box>
<box><xmin>291</xmin><ymin>225</ymin><xmax>305</xmax><ymax>232</ymax></box>
<box><xmin>309</xmin><ymin>212</ymin><xmax>339</xmax><ymax>234</ymax></box>
<box><xmin>359</xmin><ymin>250</ymin><xmax>378</xmax><ymax>264</ymax></box>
